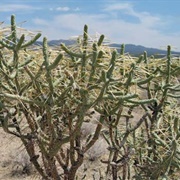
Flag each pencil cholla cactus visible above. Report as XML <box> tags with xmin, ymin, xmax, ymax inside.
<box><xmin>0</xmin><ymin>15</ymin><xmax>179</xmax><ymax>180</ymax></box>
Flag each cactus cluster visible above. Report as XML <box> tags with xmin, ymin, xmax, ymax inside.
<box><xmin>0</xmin><ymin>15</ymin><xmax>179</xmax><ymax>179</ymax></box>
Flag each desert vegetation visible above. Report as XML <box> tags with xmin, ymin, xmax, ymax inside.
<box><xmin>0</xmin><ymin>15</ymin><xmax>180</xmax><ymax>180</ymax></box>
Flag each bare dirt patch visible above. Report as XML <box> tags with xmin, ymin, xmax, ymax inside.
<box><xmin>0</xmin><ymin>129</ymin><xmax>40</xmax><ymax>180</ymax></box>
<box><xmin>0</xmin><ymin>126</ymin><xmax>109</xmax><ymax>180</ymax></box>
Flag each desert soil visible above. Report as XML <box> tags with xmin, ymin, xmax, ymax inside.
<box><xmin>0</xmin><ymin>128</ymin><xmax>109</xmax><ymax>180</ymax></box>
<box><xmin>0</xmin><ymin>129</ymin><xmax>41</xmax><ymax>180</ymax></box>
<box><xmin>0</xmin><ymin>107</ymin><xmax>144</xmax><ymax>180</ymax></box>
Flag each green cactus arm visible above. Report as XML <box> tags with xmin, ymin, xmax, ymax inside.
<box><xmin>11</xmin><ymin>15</ymin><xmax>17</xmax><ymax>45</ymax></box>
<box><xmin>18</xmin><ymin>58</ymin><xmax>33</xmax><ymax>68</ymax></box>
<box><xmin>0</xmin><ymin>40</ymin><xmax>14</xmax><ymax>49</ymax></box>
<box><xmin>136</xmin><ymin>68</ymin><xmax>159</xmax><ymax>86</ymax></box>
<box><xmin>97</xmin><ymin>50</ymin><xmax>103</xmax><ymax>59</ymax></box>
<box><xmin>0</xmin><ymin>93</ymin><xmax>45</xmax><ymax>107</ymax></box>
<box><xmin>15</xmin><ymin>34</ymin><xmax>25</xmax><ymax>51</ymax></box>
<box><xmin>97</xmin><ymin>34</ymin><xmax>105</xmax><ymax>46</ymax></box>
<box><xmin>167</xmin><ymin>93</ymin><xmax>180</xmax><ymax>98</ymax></box>
<box><xmin>143</xmin><ymin>51</ymin><xmax>148</xmax><ymax>63</ymax></box>
<box><xmin>0</xmin><ymin>15</ymin><xmax>19</xmax><ymax>50</ymax></box>
<box><xmin>24</xmin><ymin>66</ymin><xmax>36</xmax><ymax>80</ymax></box>
<box><xmin>61</xmin><ymin>43</ymin><xmax>83</xmax><ymax>58</ymax></box>
<box><xmin>43</xmin><ymin>37</ymin><xmax>54</xmax><ymax>96</ymax></box>
<box><xmin>92</xmin><ymin>43</ymin><xmax>98</xmax><ymax>62</ymax></box>
<box><xmin>21</xmin><ymin>33</ymin><xmax>41</xmax><ymax>48</ymax></box>
<box><xmin>83</xmin><ymin>24</ymin><xmax>88</xmax><ymax>47</ymax></box>
<box><xmin>136</xmin><ymin>55</ymin><xmax>144</xmax><ymax>63</ymax></box>
<box><xmin>120</xmin><ymin>44</ymin><xmax>125</xmax><ymax>56</ymax></box>
<box><xmin>173</xmin><ymin>116</ymin><xmax>179</xmax><ymax>133</ymax></box>
<box><xmin>160</xmin><ymin>45</ymin><xmax>172</xmax><ymax>106</ymax></box>
<box><xmin>135</xmin><ymin>74</ymin><xmax>155</xmax><ymax>85</ymax></box>
<box><xmin>124</xmin><ymin>63</ymin><xmax>136</xmax><ymax>88</ymax></box>
<box><xmin>164</xmin><ymin>85</ymin><xmax>180</xmax><ymax>91</ymax></box>
<box><xmin>166</xmin><ymin>45</ymin><xmax>171</xmax><ymax>84</ymax></box>
<box><xmin>48</xmin><ymin>53</ymin><xmax>63</xmax><ymax>70</ymax></box>
<box><xmin>126</xmin><ymin>98</ymin><xmax>157</xmax><ymax>105</ymax></box>
<box><xmin>103</xmin><ymin>93</ymin><xmax>138</xmax><ymax>101</ymax></box>
<box><xmin>88</xmin><ymin>43</ymin><xmax>98</xmax><ymax>82</ymax></box>
<box><xmin>101</xmin><ymin>70</ymin><xmax>108</xmax><ymax>82</ymax></box>
<box><xmin>80</xmin><ymin>25</ymin><xmax>88</xmax><ymax>80</ymax></box>
<box><xmin>107</xmin><ymin>50</ymin><xmax>117</xmax><ymax>79</ymax></box>
<box><xmin>106</xmin><ymin>90</ymin><xmax>124</xmax><ymax>96</ymax></box>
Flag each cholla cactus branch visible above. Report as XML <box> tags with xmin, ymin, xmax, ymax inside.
<box><xmin>0</xmin><ymin>15</ymin><xmax>179</xmax><ymax>180</ymax></box>
<box><xmin>97</xmin><ymin>34</ymin><xmax>105</xmax><ymax>46</ymax></box>
<box><xmin>11</xmin><ymin>15</ymin><xmax>17</xmax><ymax>45</ymax></box>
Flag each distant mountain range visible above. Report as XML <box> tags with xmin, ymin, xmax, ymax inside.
<box><xmin>35</xmin><ymin>39</ymin><xmax>180</xmax><ymax>57</ymax></box>
<box><xmin>109</xmin><ymin>43</ymin><xmax>180</xmax><ymax>57</ymax></box>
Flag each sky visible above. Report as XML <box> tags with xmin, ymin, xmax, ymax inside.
<box><xmin>1</xmin><ymin>0</ymin><xmax>180</xmax><ymax>51</ymax></box>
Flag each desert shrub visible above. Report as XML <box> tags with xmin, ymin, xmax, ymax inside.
<box><xmin>0</xmin><ymin>15</ymin><xmax>179</xmax><ymax>180</ymax></box>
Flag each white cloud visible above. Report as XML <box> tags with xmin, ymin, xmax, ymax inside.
<box><xmin>50</xmin><ymin>6</ymin><xmax>79</xmax><ymax>12</ymax></box>
<box><xmin>103</xmin><ymin>3</ymin><xmax>133</xmax><ymax>11</ymax></box>
<box><xmin>103</xmin><ymin>3</ymin><xmax>161</xmax><ymax>27</ymax></box>
<box><xmin>33</xmin><ymin>18</ymin><xmax>49</xmax><ymax>26</ymax></box>
<box><xmin>56</xmin><ymin>7</ymin><xmax>70</xmax><ymax>11</ymax></box>
<box><xmin>0</xmin><ymin>4</ymin><xmax>40</xmax><ymax>12</ymax></box>
<box><xmin>74</xmin><ymin>7</ymin><xmax>80</xmax><ymax>11</ymax></box>
<box><xmin>31</xmin><ymin>5</ymin><xmax>180</xmax><ymax>51</ymax></box>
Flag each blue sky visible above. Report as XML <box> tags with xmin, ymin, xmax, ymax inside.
<box><xmin>1</xmin><ymin>0</ymin><xmax>180</xmax><ymax>51</ymax></box>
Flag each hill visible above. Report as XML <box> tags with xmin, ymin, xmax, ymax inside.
<box><xmin>36</xmin><ymin>39</ymin><xmax>180</xmax><ymax>57</ymax></box>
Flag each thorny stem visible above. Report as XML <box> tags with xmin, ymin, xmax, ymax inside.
<box><xmin>0</xmin><ymin>15</ymin><xmax>179</xmax><ymax>180</ymax></box>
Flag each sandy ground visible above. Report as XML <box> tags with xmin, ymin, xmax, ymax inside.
<box><xmin>0</xmin><ymin>129</ymin><xmax>41</xmax><ymax>180</ymax></box>
<box><xmin>0</xmin><ymin>107</ymin><xmax>145</xmax><ymax>180</ymax></box>
<box><xmin>0</xmin><ymin>128</ymin><xmax>109</xmax><ymax>180</ymax></box>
